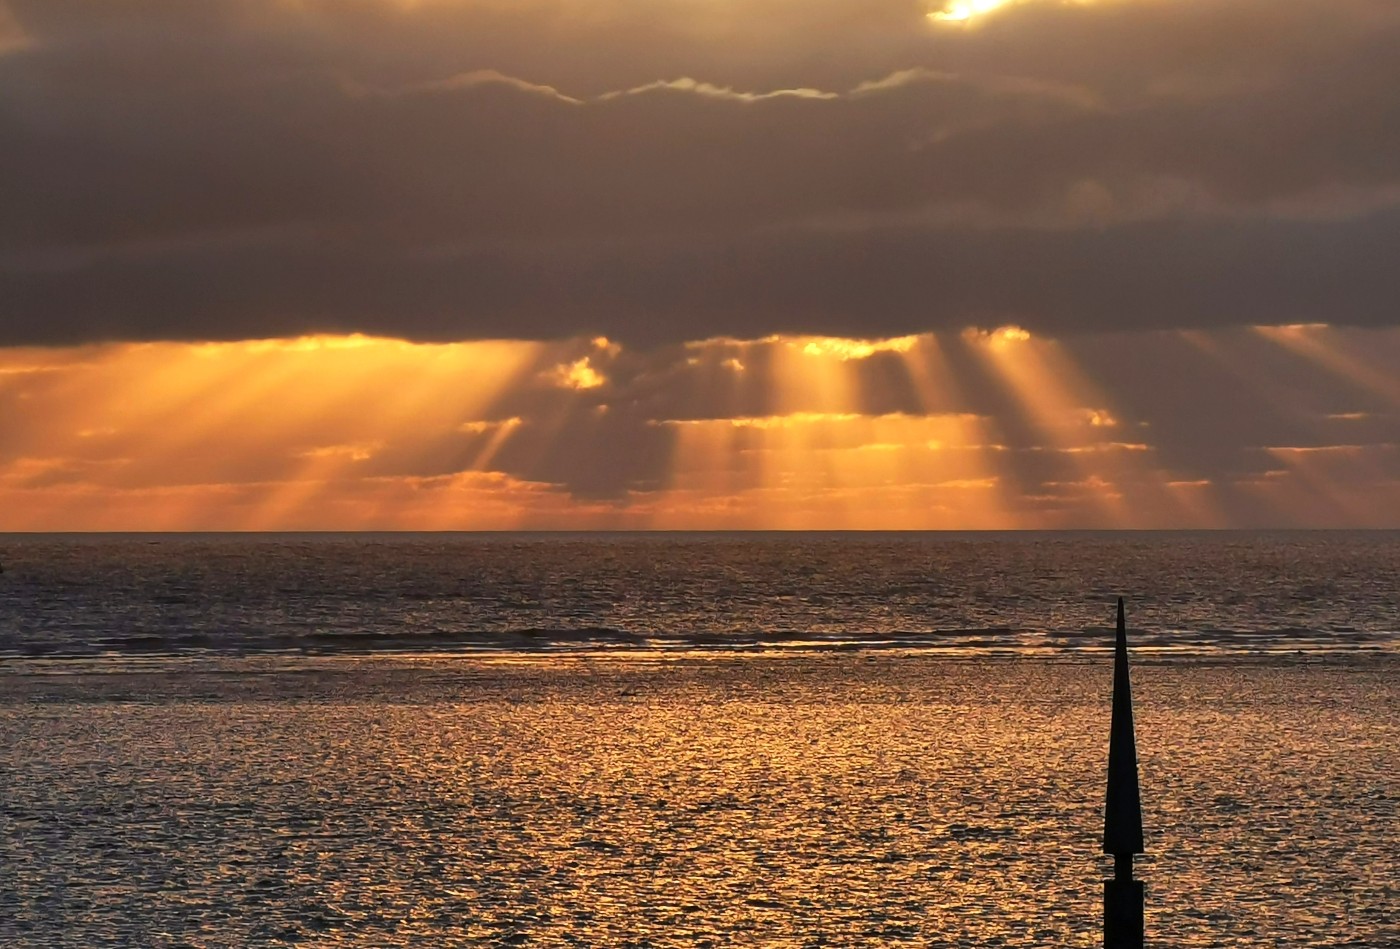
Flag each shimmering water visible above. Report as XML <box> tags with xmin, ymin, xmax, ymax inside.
<box><xmin>1</xmin><ymin>533</ymin><xmax>1398</xmax><ymax>946</ymax></box>
<box><xmin>2</xmin><ymin>657</ymin><xmax>1397</xmax><ymax>947</ymax></box>
<box><xmin>1</xmin><ymin>531</ymin><xmax>1398</xmax><ymax>659</ymax></box>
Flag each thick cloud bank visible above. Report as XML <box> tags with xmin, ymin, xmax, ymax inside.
<box><xmin>3</xmin><ymin>0</ymin><xmax>1399</xmax><ymax>345</ymax></box>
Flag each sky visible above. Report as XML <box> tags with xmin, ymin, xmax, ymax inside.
<box><xmin>1</xmin><ymin>0</ymin><xmax>1398</xmax><ymax>529</ymax></box>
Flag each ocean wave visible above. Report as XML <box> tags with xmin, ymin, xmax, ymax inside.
<box><xmin>3</xmin><ymin>532</ymin><xmax>1398</xmax><ymax>663</ymax></box>
<box><xmin>2</xmin><ymin>624</ymin><xmax>1396</xmax><ymax>662</ymax></box>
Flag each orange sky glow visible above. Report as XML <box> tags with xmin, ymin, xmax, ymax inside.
<box><xmin>2</xmin><ymin>325</ymin><xmax>1396</xmax><ymax>531</ymax></box>
<box><xmin>4</xmin><ymin>0</ymin><xmax>1398</xmax><ymax>531</ymax></box>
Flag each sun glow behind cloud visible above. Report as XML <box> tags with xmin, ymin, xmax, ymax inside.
<box><xmin>1</xmin><ymin>326</ymin><xmax>1398</xmax><ymax>530</ymax></box>
<box><xmin>925</xmin><ymin>0</ymin><xmax>1089</xmax><ymax>23</ymax></box>
<box><xmin>928</xmin><ymin>0</ymin><xmax>1012</xmax><ymax>22</ymax></box>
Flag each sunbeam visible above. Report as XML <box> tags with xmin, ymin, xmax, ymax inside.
<box><xmin>1</xmin><ymin>327</ymin><xmax>1397</xmax><ymax>529</ymax></box>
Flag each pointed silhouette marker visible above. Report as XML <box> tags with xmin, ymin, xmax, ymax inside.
<box><xmin>1103</xmin><ymin>597</ymin><xmax>1145</xmax><ymax>949</ymax></box>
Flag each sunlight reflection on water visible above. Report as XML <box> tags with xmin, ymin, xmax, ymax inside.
<box><xmin>2</xmin><ymin>656</ymin><xmax>1397</xmax><ymax>947</ymax></box>
<box><xmin>2</xmin><ymin>532</ymin><xmax>1398</xmax><ymax>660</ymax></box>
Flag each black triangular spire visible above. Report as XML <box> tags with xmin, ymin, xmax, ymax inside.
<box><xmin>1103</xmin><ymin>596</ymin><xmax>1144</xmax><ymax>855</ymax></box>
<box><xmin>1102</xmin><ymin>596</ymin><xmax>1145</xmax><ymax>949</ymax></box>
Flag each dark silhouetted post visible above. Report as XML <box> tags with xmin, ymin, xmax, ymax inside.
<box><xmin>1104</xmin><ymin>597</ymin><xmax>1144</xmax><ymax>949</ymax></box>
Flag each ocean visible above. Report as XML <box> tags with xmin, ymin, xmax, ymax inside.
<box><xmin>3</xmin><ymin>531</ymin><xmax>1399</xmax><ymax>660</ymax></box>
<box><xmin>2</xmin><ymin>532</ymin><xmax>1397</xmax><ymax>946</ymax></box>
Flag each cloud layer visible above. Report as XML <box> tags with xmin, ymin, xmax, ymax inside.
<box><xmin>3</xmin><ymin>0</ymin><xmax>1400</xmax><ymax>344</ymax></box>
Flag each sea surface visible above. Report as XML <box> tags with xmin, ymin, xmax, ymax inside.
<box><xmin>1</xmin><ymin>532</ymin><xmax>1398</xmax><ymax>947</ymax></box>
<box><xmin>2</xmin><ymin>531</ymin><xmax>1398</xmax><ymax>660</ymax></box>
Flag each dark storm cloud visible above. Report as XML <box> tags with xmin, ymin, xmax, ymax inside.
<box><xmin>5</xmin><ymin>213</ymin><xmax>1399</xmax><ymax>346</ymax></box>
<box><xmin>2</xmin><ymin>0</ymin><xmax>1399</xmax><ymax>345</ymax></box>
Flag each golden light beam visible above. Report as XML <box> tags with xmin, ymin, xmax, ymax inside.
<box><xmin>0</xmin><ymin>336</ymin><xmax>549</xmax><ymax>530</ymax></box>
<box><xmin>963</xmin><ymin>327</ymin><xmax>1127</xmax><ymax>524</ymax></box>
<box><xmin>1173</xmin><ymin>325</ymin><xmax>1400</xmax><ymax>527</ymax></box>
<box><xmin>656</xmin><ymin>410</ymin><xmax>1005</xmax><ymax>529</ymax></box>
<box><xmin>962</xmin><ymin>326</ymin><xmax>1212</xmax><ymax>527</ymax></box>
<box><xmin>894</xmin><ymin>332</ymin><xmax>1012</xmax><ymax>523</ymax></box>
<box><xmin>651</xmin><ymin>329</ymin><xmax>1231</xmax><ymax>528</ymax></box>
<box><xmin>1253</xmin><ymin>324</ymin><xmax>1400</xmax><ymax>408</ymax></box>
<box><xmin>652</xmin><ymin>333</ymin><xmax>1013</xmax><ymax>528</ymax></box>
<box><xmin>4</xmin><ymin>328</ymin><xmax>1395</xmax><ymax>530</ymax></box>
<box><xmin>1258</xmin><ymin>444</ymin><xmax>1400</xmax><ymax>527</ymax></box>
<box><xmin>244</xmin><ymin>337</ymin><xmax>544</xmax><ymax>526</ymax></box>
<box><xmin>467</xmin><ymin>417</ymin><xmax>525</xmax><ymax>472</ymax></box>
